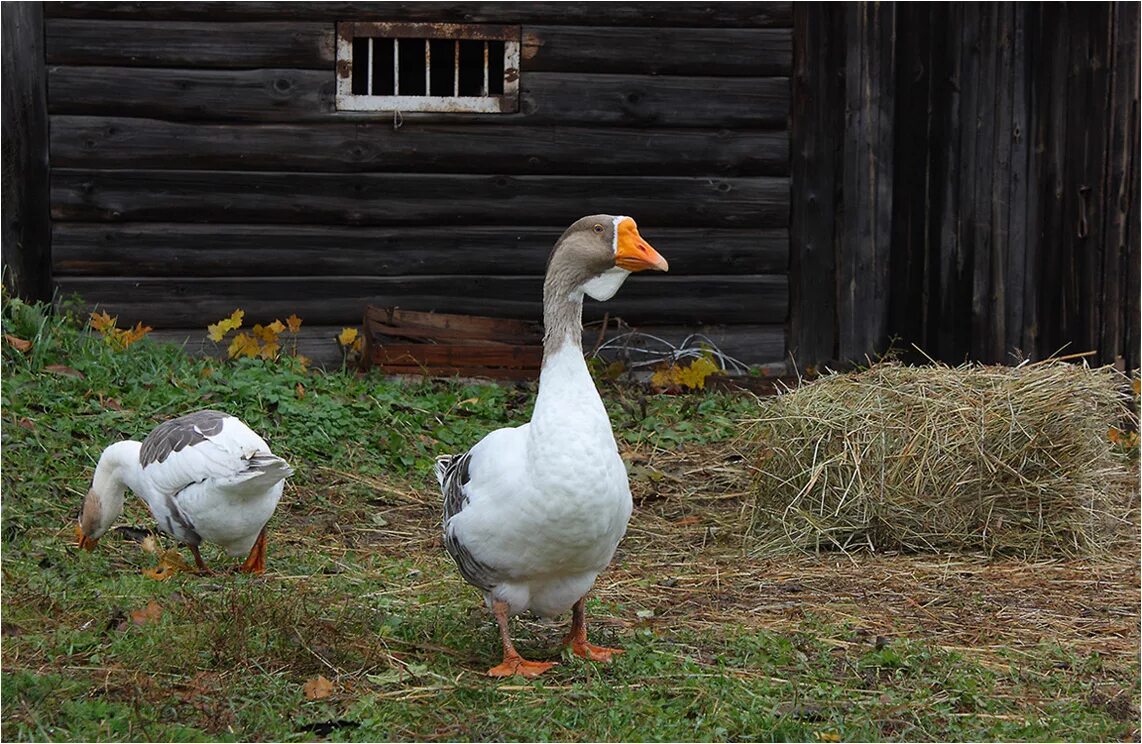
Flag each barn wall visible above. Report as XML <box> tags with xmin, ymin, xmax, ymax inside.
<box><xmin>44</xmin><ymin>1</ymin><xmax>793</xmax><ymax>363</ymax></box>
<box><xmin>792</xmin><ymin>2</ymin><xmax>1140</xmax><ymax>369</ymax></box>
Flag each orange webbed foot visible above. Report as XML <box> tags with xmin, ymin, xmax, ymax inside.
<box><xmin>487</xmin><ymin>656</ymin><xmax>557</xmax><ymax>678</ymax></box>
<box><xmin>568</xmin><ymin>640</ymin><xmax>623</xmax><ymax>663</ymax></box>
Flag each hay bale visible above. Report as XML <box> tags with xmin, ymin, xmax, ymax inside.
<box><xmin>741</xmin><ymin>361</ymin><xmax>1138</xmax><ymax>557</ymax></box>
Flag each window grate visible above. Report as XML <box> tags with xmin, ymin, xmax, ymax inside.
<box><xmin>336</xmin><ymin>22</ymin><xmax>520</xmax><ymax>113</ymax></box>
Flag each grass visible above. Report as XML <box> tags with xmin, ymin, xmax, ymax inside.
<box><xmin>2</xmin><ymin>299</ymin><xmax>1139</xmax><ymax>742</ymax></box>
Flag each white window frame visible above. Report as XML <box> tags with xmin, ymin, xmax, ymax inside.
<box><xmin>335</xmin><ymin>22</ymin><xmax>521</xmax><ymax>113</ymax></box>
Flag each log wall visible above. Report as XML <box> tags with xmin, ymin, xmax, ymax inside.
<box><xmin>44</xmin><ymin>1</ymin><xmax>793</xmax><ymax>363</ymax></box>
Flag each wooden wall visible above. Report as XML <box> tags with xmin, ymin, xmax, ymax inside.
<box><xmin>43</xmin><ymin>2</ymin><xmax>793</xmax><ymax>363</ymax></box>
<box><xmin>792</xmin><ymin>2</ymin><xmax>1140</xmax><ymax>369</ymax></box>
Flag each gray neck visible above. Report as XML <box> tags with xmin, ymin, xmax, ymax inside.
<box><xmin>542</xmin><ymin>262</ymin><xmax>585</xmax><ymax>358</ymax></box>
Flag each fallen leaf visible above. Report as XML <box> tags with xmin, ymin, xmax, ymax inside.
<box><xmin>4</xmin><ymin>334</ymin><xmax>31</xmax><ymax>353</ymax></box>
<box><xmin>17</xmin><ymin>417</ymin><xmax>35</xmax><ymax>431</ymax></box>
<box><xmin>303</xmin><ymin>675</ymin><xmax>334</xmax><ymax>700</ymax></box>
<box><xmin>227</xmin><ymin>332</ymin><xmax>260</xmax><ymax>359</ymax></box>
<box><xmin>207</xmin><ymin>308</ymin><xmax>245</xmax><ymax>342</ymax></box>
<box><xmin>674</xmin><ymin>516</ymin><xmax>701</xmax><ymax>527</ymax></box>
<box><xmin>258</xmin><ymin>340</ymin><xmax>281</xmax><ymax>360</ymax></box>
<box><xmin>295</xmin><ymin>382</ymin><xmax>306</xmax><ymax>400</ymax></box>
<box><xmin>286</xmin><ymin>314</ymin><xmax>303</xmax><ymax>333</ymax></box>
<box><xmin>266</xmin><ymin>319</ymin><xmax>286</xmax><ymax>335</ymax></box>
<box><xmin>44</xmin><ymin>365</ymin><xmax>85</xmax><ymax>379</ymax></box>
<box><xmin>101</xmin><ymin>396</ymin><xmax>124</xmax><ymax>411</ymax></box>
<box><xmin>143</xmin><ymin>549</ymin><xmax>193</xmax><ymax>580</ymax></box>
<box><xmin>88</xmin><ymin>310</ymin><xmax>117</xmax><ymax>333</ymax></box>
<box><xmin>141</xmin><ymin>535</ymin><xmax>158</xmax><ymax>554</ymax></box>
<box><xmin>130</xmin><ymin>600</ymin><xmax>163</xmax><ymax>625</ymax></box>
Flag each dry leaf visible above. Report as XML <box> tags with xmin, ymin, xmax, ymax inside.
<box><xmin>295</xmin><ymin>383</ymin><xmax>306</xmax><ymax>400</ymax></box>
<box><xmin>267</xmin><ymin>319</ymin><xmax>286</xmax><ymax>335</ymax></box>
<box><xmin>140</xmin><ymin>535</ymin><xmax>158</xmax><ymax>554</ymax></box>
<box><xmin>337</xmin><ymin>327</ymin><xmax>359</xmax><ymax>347</ymax></box>
<box><xmin>207</xmin><ymin>308</ymin><xmax>245</xmax><ymax>342</ymax></box>
<box><xmin>88</xmin><ymin>310</ymin><xmax>117</xmax><ymax>333</ymax></box>
<box><xmin>258</xmin><ymin>340</ymin><xmax>281</xmax><ymax>360</ymax></box>
<box><xmin>227</xmin><ymin>332</ymin><xmax>260</xmax><ymax>359</ymax></box>
<box><xmin>44</xmin><ymin>364</ymin><xmax>85</xmax><ymax>379</ymax></box>
<box><xmin>303</xmin><ymin>675</ymin><xmax>334</xmax><ymax>700</ymax></box>
<box><xmin>674</xmin><ymin>516</ymin><xmax>702</xmax><ymax>527</ymax></box>
<box><xmin>17</xmin><ymin>417</ymin><xmax>35</xmax><ymax>431</ymax></box>
<box><xmin>286</xmin><ymin>314</ymin><xmax>303</xmax><ymax>334</ymax></box>
<box><xmin>4</xmin><ymin>334</ymin><xmax>32</xmax><ymax>353</ymax></box>
<box><xmin>143</xmin><ymin>549</ymin><xmax>193</xmax><ymax>580</ymax></box>
<box><xmin>130</xmin><ymin>600</ymin><xmax>163</xmax><ymax>625</ymax></box>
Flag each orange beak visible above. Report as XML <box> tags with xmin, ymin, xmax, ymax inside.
<box><xmin>615</xmin><ymin>218</ymin><xmax>669</xmax><ymax>272</ymax></box>
<box><xmin>75</xmin><ymin>523</ymin><xmax>98</xmax><ymax>551</ymax></box>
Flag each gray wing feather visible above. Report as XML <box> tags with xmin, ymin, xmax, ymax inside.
<box><xmin>139</xmin><ymin>410</ymin><xmax>230</xmax><ymax>467</ymax></box>
<box><xmin>436</xmin><ymin>452</ymin><xmax>501</xmax><ymax>592</ymax></box>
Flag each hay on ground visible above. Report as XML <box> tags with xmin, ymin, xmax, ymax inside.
<box><xmin>741</xmin><ymin>361</ymin><xmax>1139</xmax><ymax>557</ymax></box>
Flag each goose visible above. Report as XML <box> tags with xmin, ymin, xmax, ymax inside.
<box><xmin>75</xmin><ymin>409</ymin><xmax>293</xmax><ymax>575</ymax></box>
<box><xmin>435</xmin><ymin>214</ymin><xmax>668</xmax><ymax>677</ymax></box>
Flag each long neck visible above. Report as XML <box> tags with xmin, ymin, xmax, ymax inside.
<box><xmin>94</xmin><ymin>440</ymin><xmax>144</xmax><ymax>501</ymax></box>
<box><xmin>536</xmin><ymin>267</ymin><xmax>607</xmax><ymax>423</ymax></box>
<box><xmin>542</xmin><ymin>267</ymin><xmax>584</xmax><ymax>359</ymax></box>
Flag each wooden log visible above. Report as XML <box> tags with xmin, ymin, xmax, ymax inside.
<box><xmin>53</xmin><ymin>275</ymin><xmax>789</xmax><ymax>327</ymax></box>
<box><xmin>149</xmin><ymin>322</ymin><xmax>787</xmax><ymax>367</ymax></box>
<box><xmin>44</xmin><ymin>2</ymin><xmax>795</xmax><ymax>28</ymax></box>
<box><xmin>50</xmin><ymin>170</ymin><xmax>789</xmax><ymax>228</ymax></box>
<box><xmin>968</xmin><ymin>4</ymin><xmax>997</xmax><ymax>362</ymax></box>
<box><xmin>1</xmin><ymin>2</ymin><xmax>52</xmax><ymax>302</ymax></box>
<box><xmin>46</xmin><ymin>19</ymin><xmax>335</xmax><ymax>68</ymax></box>
<box><xmin>1005</xmin><ymin>4</ymin><xmax>1031</xmax><ymax>359</ymax></box>
<box><xmin>50</xmin><ymin>116</ymin><xmax>791</xmax><ymax>176</ymax></box>
<box><xmin>371</xmin><ymin>343</ymin><xmax>543</xmax><ymax>368</ymax></box>
<box><xmin>365</xmin><ymin>305</ymin><xmax>542</xmax><ymax>342</ymax></box>
<box><xmin>47</xmin><ymin>66</ymin><xmax>790</xmax><ymax>129</ymax></box>
<box><xmin>52</xmin><ymin>223</ymin><xmax>788</xmax><ymax>277</ymax></box>
<box><xmin>789</xmin><ymin>3</ymin><xmax>842</xmax><ymax>367</ymax></box>
<box><xmin>522</xmin><ymin>26</ymin><xmax>791</xmax><ymax>76</ymax></box>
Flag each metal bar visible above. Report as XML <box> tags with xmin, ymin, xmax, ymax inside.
<box><xmin>482</xmin><ymin>40</ymin><xmax>489</xmax><ymax>97</ymax></box>
<box><xmin>393</xmin><ymin>38</ymin><xmax>399</xmax><ymax>95</ymax></box>
<box><xmin>453</xmin><ymin>40</ymin><xmax>459</xmax><ymax>96</ymax></box>
<box><xmin>366</xmin><ymin>37</ymin><xmax>373</xmax><ymax>95</ymax></box>
<box><xmin>424</xmin><ymin>39</ymin><xmax>431</xmax><ymax>95</ymax></box>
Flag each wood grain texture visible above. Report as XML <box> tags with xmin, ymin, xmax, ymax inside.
<box><xmin>46</xmin><ymin>19</ymin><xmax>335</xmax><ymax>68</ymax></box>
<box><xmin>521</xmin><ymin>26</ymin><xmax>791</xmax><ymax>76</ymax></box>
<box><xmin>54</xmin><ymin>275</ymin><xmax>789</xmax><ymax>326</ymax></box>
<box><xmin>2</xmin><ymin>2</ymin><xmax>52</xmax><ymax>302</ymax></box>
<box><xmin>51</xmin><ymin>116</ymin><xmax>790</xmax><ymax>176</ymax></box>
<box><xmin>52</xmin><ymin>223</ymin><xmax>789</xmax><ymax>277</ymax></box>
<box><xmin>44</xmin><ymin>2</ymin><xmax>794</xmax><ymax>28</ymax></box>
<box><xmin>48</xmin><ymin>67</ymin><xmax>790</xmax><ymax>128</ymax></box>
<box><xmin>50</xmin><ymin>170</ymin><xmax>789</xmax><ymax>228</ymax></box>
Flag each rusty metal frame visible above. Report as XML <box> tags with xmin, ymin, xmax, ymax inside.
<box><xmin>335</xmin><ymin>22</ymin><xmax>520</xmax><ymax>114</ymax></box>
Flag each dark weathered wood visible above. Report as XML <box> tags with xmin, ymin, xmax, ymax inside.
<box><xmin>968</xmin><ymin>4</ymin><xmax>997</xmax><ymax>362</ymax></box>
<box><xmin>837</xmin><ymin>2</ymin><xmax>894</xmax><ymax>362</ymax></box>
<box><xmin>522</xmin><ymin>26</ymin><xmax>791</xmax><ymax>76</ymax></box>
<box><xmin>1</xmin><ymin>2</ymin><xmax>52</xmax><ymax>302</ymax></box>
<box><xmin>50</xmin><ymin>116</ymin><xmax>790</xmax><ymax>177</ymax></box>
<box><xmin>47</xmin><ymin>67</ymin><xmax>790</xmax><ymax>129</ymax></box>
<box><xmin>52</xmin><ymin>224</ymin><xmax>789</xmax><ymax>277</ymax></box>
<box><xmin>50</xmin><ymin>170</ymin><xmax>788</xmax><ymax>228</ymax></box>
<box><xmin>365</xmin><ymin>305</ymin><xmax>543</xmax><ymax>343</ymax></box>
<box><xmin>1005</xmin><ymin>5</ymin><xmax>1031</xmax><ymax>359</ymax></box>
<box><xmin>45</xmin><ymin>2</ymin><xmax>794</xmax><ymax>28</ymax></box>
<box><xmin>789</xmin><ymin>3</ymin><xmax>842</xmax><ymax>367</ymax></box>
<box><xmin>54</xmin><ymin>275</ymin><xmax>790</xmax><ymax>327</ymax></box>
<box><xmin>46</xmin><ymin>19</ymin><xmax>335</xmax><ymax>68</ymax></box>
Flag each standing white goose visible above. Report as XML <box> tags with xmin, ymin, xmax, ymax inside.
<box><xmin>76</xmin><ymin>409</ymin><xmax>293</xmax><ymax>574</ymax></box>
<box><xmin>435</xmin><ymin>214</ymin><xmax>668</xmax><ymax>677</ymax></box>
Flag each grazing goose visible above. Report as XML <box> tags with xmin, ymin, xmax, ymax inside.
<box><xmin>75</xmin><ymin>409</ymin><xmax>293</xmax><ymax>575</ymax></box>
<box><xmin>435</xmin><ymin>215</ymin><xmax>668</xmax><ymax>677</ymax></box>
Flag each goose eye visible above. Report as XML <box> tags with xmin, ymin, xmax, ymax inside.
<box><xmin>593</xmin><ymin>224</ymin><xmax>604</xmax><ymax>234</ymax></box>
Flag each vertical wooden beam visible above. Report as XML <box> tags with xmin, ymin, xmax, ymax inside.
<box><xmin>790</xmin><ymin>2</ymin><xmax>844</xmax><ymax>368</ymax></box>
<box><xmin>1</xmin><ymin>2</ymin><xmax>51</xmax><ymax>302</ymax></box>
<box><xmin>838</xmin><ymin>1</ymin><xmax>896</xmax><ymax>362</ymax></box>
<box><xmin>1006</xmin><ymin>4</ymin><xmax>1032</xmax><ymax>360</ymax></box>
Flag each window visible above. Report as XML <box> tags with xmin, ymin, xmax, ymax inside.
<box><xmin>335</xmin><ymin>22</ymin><xmax>520</xmax><ymax>113</ymax></box>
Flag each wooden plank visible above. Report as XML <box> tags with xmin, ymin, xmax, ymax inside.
<box><xmin>47</xmin><ymin>67</ymin><xmax>790</xmax><ymax>129</ymax></box>
<box><xmin>50</xmin><ymin>170</ymin><xmax>789</xmax><ymax>228</ymax></box>
<box><xmin>51</xmin><ymin>223</ymin><xmax>789</xmax><ymax>277</ymax></box>
<box><xmin>789</xmin><ymin>2</ymin><xmax>842</xmax><ymax>367</ymax></box>
<box><xmin>371</xmin><ymin>343</ymin><xmax>542</xmax><ymax>367</ymax></box>
<box><xmin>149</xmin><ymin>322</ymin><xmax>787</xmax><ymax>367</ymax></box>
<box><xmin>53</xmin><ymin>275</ymin><xmax>790</xmax><ymax>327</ymax></box>
<box><xmin>837</xmin><ymin>3</ymin><xmax>894</xmax><ymax>362</ymax></box>
<box><xmin>365</xmin><ymin>305</ymin><xmax>542</xmax><ymax>341</ymax></box>
<box><xmin>1005</xmin><ymin>4</ymin><xmax>1031</xmax><ymax>359</ymax></box>
<box><xmin>1</xmin><ymin>2</ymin><xmax>52</xmax><ymax>302</ymax></box>
<box><xmin>50</xmin><ymin>116</ymin><xmax>791</xmax><ymax>177</ymax></box>
<box><xmin>46</xmin><ymin>19</ymin><xmax>335</xmax><ymax>68</ymax></box>
<box><xmin>521</xmin><ymin>26</ymin><xmax>791</xmax><ymax>76</ymax></box>
<box><xmin>1102</xmin><ymin>2</ymin><xmax>1141</xmax><ymax>369</ymax></box>
<box><xmin>969</xmin><ymin>4</ymin><xmax>997</xmax><ymax>362</ymax></box>
<box><xmin>44</xmin><ymin>3</ymin><xmax>795</xmax><ymax>28</ymax></box>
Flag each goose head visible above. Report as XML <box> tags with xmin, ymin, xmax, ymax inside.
<box><xmin>547</xmin><ymin>215</ymin><xmax>669</xmax><ymax>302</ymax></box>
<box><xmin>76</xmin><ymin>440</ymin><xmax>140</xmax><ymax>550</ymax></box>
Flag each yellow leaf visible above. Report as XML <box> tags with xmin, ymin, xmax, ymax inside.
<box><xmin>337</xmin><ymin>327</ymin><xmax>359</xmax><ymax>347</ymax></box>
<box><xmin>89</xmin><ymin>310</ymin><xmax>117</xmax><ymax>333</ymax></box>
<box><xmin>130</xmin><ymin>600</ymin><xmax>163</xmax><ymax>625</ymax></box>
<box><xmin>295</xmin><ymin>382</ymin><xmax>306</xmax><ymax>400</ymax></box>
<box><xmin>1108</xmin><ymin>426</ymin><xmax>1122</xmax><ymax>443</ymax></box>
<box><xmin>227</xmin><ymin>332</ymin><xmax>259</xmax><ymax>359</ymax></box>
<box><xmin>251</xmin><ymin>323</ymin><xmax>278</xmax><ymax>344</ymax></box>
<box><xmin>1133</xmin><ymin>378</ymin><xmax>1140</xmax><ymax>396</ymax></box>
<box><xmin>303</xmin><ymin>675</ymin><xmax>334</xmax><ymax>700</ymax></box>
<box><xmin>296</xmin><ymin>354</ymin><xmax>311</xmax><ymax>371</ymax></box>
<box><xmin>259</xmin><ymin>340</ymin><xmax>281</xmax><ymax>360</ymax></box>
<box><xmin>117</xmin><ymin>321</ymin><xmax>152</xmax><ymax>348</ymax></box>
<box><xmin>207</xmin><ymin>309</ymin><xmax>245</xmax><ymax>342</ymax></box>
<box><xmin>352</xmin><ymin>336</ymin><xmax>363</xmax><ymax>353</ymax></box>
<box><xmin>267</xmin><ymin>319</ymin><xmax>286</xmax><ymax>335</ymax></box>
<box><xmin>285</xmin><ymin>314</ymin><xmax>303</xmax><ymax>334</ymax></box>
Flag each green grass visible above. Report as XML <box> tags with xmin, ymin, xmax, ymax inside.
<box><xmin>2</xmin><ymin>299</ymin><xmax>1138</xmax><ymax>742</ymax></box>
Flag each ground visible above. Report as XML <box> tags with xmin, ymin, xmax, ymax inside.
<box><xmin>2</xmin><ymin>302</ymin><xmax>1139</xmax><ymax>741</ymax></box>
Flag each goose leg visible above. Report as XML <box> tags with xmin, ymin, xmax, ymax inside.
<box><xmin>563</xmin><ymin>596</ymin><xmax>623</xmax><ymax>662</ymax></box>
<box><xmin>237</xmin><ymin>527</ymin><xmax>268</xmax><ymax>575</ymax></box>
<box><xmin>189</xmin><ymin>545</ymin><xmax>212</xmax><ymax>574</ymax></box>
<box><xmin>486</xmin><ymin>600</ymin><xmax>556</xmax><ymax>677</ymax></box>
